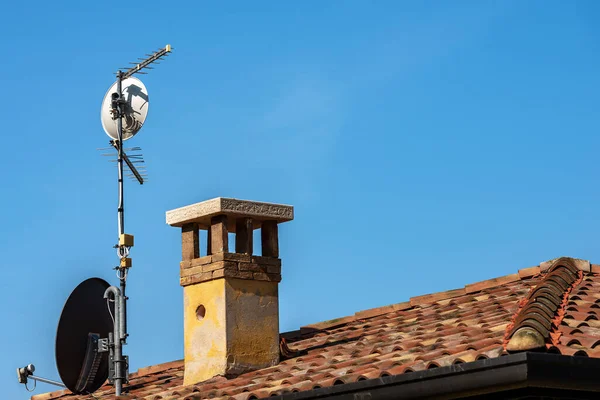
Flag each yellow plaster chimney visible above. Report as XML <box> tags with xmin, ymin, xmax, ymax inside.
<box><xmin>166</xmin><ymin>197</ymin><xmax>293</xmax><ymax>385</ymax></box>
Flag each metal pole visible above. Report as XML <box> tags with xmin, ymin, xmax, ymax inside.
<box><xmin>104</xmin><ymin>286</ymin><xmax>123</xmax><ymax>396</ymax></box>
<box><xmin>116</xmin><ymin>73</ymin><xmax>129</xmax><ymax>341</ymax></box>
<box><xmin>28</xmin><ymin>376</ymin><xmax>66</xmax><ymax>388</ymax></box>
<box><xmin>116</xmin><ymin>71</ymin><xmax>125</xmax><ymax>237</ymax></box>
<box><xmin>115</xmin><ymin>71</ymin><xmax>127</xmax><ymax>397</ymax></box>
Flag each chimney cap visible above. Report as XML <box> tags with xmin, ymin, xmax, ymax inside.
<box><xmin>166</xmin><ymin>197</ymin><xmax>294</xmax><ymax>228</ymax></box>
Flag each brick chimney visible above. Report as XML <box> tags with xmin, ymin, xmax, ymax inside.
<box><xmin>166</xmin><ymin>197</ymin><xmax>293</xmax><ymax>385</ymax></box>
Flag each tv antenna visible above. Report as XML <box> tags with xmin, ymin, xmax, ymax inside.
<box><xmin>17</xmin><ymin>44</ymin><xmax>172</xmax><ymax>397</ymax></box>
<box><xmin>98</xmin><ymin>43</ymin><xmax>173</xmax><ymax>396</ymax></box>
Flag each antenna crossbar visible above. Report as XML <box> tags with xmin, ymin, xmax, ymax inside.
<box><xmin>120</xmin><ymin>45</ymin><xmax>172</xmax><ymax>80</ymax></box>
<box><xmin>110</xmin><ymin>141</ymin><xmax>145</xmax><ymax>185</ymax></box>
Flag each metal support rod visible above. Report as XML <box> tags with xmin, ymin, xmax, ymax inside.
<box><xmin>115</xmin><ymin>71</ymin><xmax>128</xmax><ymax>341</ymax></box>
<box><xmin>114</xmin><ymin>71</ymin><xmax>128</xmax><ymax>397</ymax></box>
<box><xmin>116</xmin><ymin>71</ymin><xmax>125</xmax><ymax>237</ymax></box>
<box><xmin>104</xmin><ymin>286</ymin><xmax>123</xmax><ymax>396</ymax></box>
<box><xmin>117</xmin><ymin>71</ymin><xmax>127</xmax><ymax>342</ymax></box>
<box><xmin>28</xmin><ymin>376</ymin><xmax>66</xmax><ymax>388</ymax></box>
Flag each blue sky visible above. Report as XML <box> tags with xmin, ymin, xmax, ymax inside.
<box><xmin>3</xmin><ymin>1</ymin><xmax>600</xmax><ymax>398</ymax></box>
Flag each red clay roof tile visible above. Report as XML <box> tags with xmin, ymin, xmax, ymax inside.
<box><xmin>354</xmin><ymin>301</ymin><xmax>411</xmax><ymax>319</ymax></box>
<box><xmin>409</xmin><ymin>287</ymin><xmax>465</xmax><ymax>306</ymax></box>
<box><xmin>518</xmin><ymin>266</ymin><xmax>541</xmax><ymax>279</ymax></box>
<box><xmin>465</xmin><ymin>273</ymin><xmax>521</xmax><ymax>294</ymax></box>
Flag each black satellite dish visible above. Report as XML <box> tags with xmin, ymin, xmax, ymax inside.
<box><xmin>56</xmin><ymin>278</ymin><xmax>113</xmax><ymax>394</ymax></box>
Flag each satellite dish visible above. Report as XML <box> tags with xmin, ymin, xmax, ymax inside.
<box><xmin>101</xmin><ymin>77</ymin><xmax>149</xmax><ymax>141</ymax></box>
<box><xmin>56</xmin><ymin>278</ymin><xmax>113</xmax><ymax>394</ymax></box>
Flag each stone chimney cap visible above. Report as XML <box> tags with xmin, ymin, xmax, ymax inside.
<box><xmin>166</xmin><ymin>197</ymin><xmax>294</xmax><ymax>228</ymax></box>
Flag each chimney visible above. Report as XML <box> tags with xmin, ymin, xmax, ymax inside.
<box><xmin>166</xmin><ymin>197</ymin><xmax>293</xmax><ymax>385</ymax></box>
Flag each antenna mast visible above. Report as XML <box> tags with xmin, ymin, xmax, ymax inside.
<box><xmin>108</xmin><ymin>44</ymin><xmax>172</xmax><ymax>396</ymax></box>
<box><xmin>15</xmin><ymin>45</ymin><xmax>172</xmax><ymax>398</ymax></box>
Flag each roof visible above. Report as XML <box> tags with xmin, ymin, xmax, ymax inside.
<box><xmin>32</xmin><ymin>257</ymin><xmax>600</xmax><ymax>400</ymax></box>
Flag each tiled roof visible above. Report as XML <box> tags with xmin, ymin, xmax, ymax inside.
<box><xmin>32</xmin><ymin>257</ymin><xmax>600</xmax><ymax>400</ymax></box>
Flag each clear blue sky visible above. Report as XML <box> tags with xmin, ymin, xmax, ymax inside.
<box><xmin>3</xmin><ymin>1</ymin><xmax>600</xmax><ymax>398</ymax></box>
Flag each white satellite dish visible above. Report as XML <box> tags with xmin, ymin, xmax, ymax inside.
<box><xmin>101</xmin><ymin>77</ymin><xmax>149</xmax><ymax>141</ymax></box>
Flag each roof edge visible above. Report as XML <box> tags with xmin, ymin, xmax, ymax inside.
<box><xmin>274</xmin><ymin>352</ymin><xmax>600</xmax><ymax>400</ymax></box>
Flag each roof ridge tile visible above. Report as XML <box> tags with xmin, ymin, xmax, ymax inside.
<box><xmin>504</xmin><ymin>257</ymin><xmax>584</xmax><ymax>352</ymax></box>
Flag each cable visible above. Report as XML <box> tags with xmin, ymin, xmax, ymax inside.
<box><xmin>117</xmin><ymin>246</ymin><xmax>130</xmax><ymax>259</ymax></box>
<box><xmin>107</xmin><ymin>298</ymin><xmax>115</xmax><ymax>325</ymax></box>
<box><xmin>116</xmin><ymin>268</ymin><xmax>128</xmax><ymax>281</ymax></box>
<box><xmin>25</xmin><ymin>380</ymin><xmax>36</xmax><ymax>392</ymax></box>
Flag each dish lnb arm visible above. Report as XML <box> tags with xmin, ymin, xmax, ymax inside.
<box><xmin>17</xmin><ymin>364</ymin><xmax>66</xmax><ymax>389</ymax></box>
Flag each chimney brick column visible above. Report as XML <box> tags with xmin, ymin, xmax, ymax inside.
<box><xmin>235</xmin><ymin>218</ymin><xmax>253</xmax><ymax>255</ymax></box>
<box><xmin>210</xmin><ymin>215</ymin><xmax>228</xmax><ymax>254</ymax></box>
<box><xmin>261</xmin><ymin>220</ymin><xmax>279</xmax><ymax>258</ymax></box>
<box><xmin>181</xmin><ymin>223</ymin><xmax>199</xmax><ymax>261</ymax></box>
<box><xmin>166</xmin><ymin>197</ymin><xmax>293</xmax><ymax>385</ymax></box>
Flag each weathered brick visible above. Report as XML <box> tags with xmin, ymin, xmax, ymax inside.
<box><xmin>180</xmin><ymin>272</ymin><xmax>212</xmax><ymax>286</ymax></box>
<box><xmin>189</xmin><ymin>255</ymin><xmax>213</xmax><ymax>267</ymax></box>
<box><xmin>203</xmin><ymin>261</ymin><xmax>237</xmax><ymax>273</ymax></box>
<box><xmin>252</xmin><ymin>256</ymin><xmax>281</xmax><ymax>266</ymax></box>
<box><xmin>229</xmin><ymin>270</ymin><xmax>254</xmax><ymax>280</ymax></box>
<box><xmin>196</xmin><ymin>272</ymin><xmax>213</xmax><ymax>282</ymax></box>
<box><xmin>266</xmin><ymin>273</ymin><xmax>282</xmax><ymax>282</ymax></box>
<box><xmin>181</xmin><ymin>265</ymin><xmax>205</xmax><ymax>278</ymax></box>
<box><xmin>239</xmin><ymin>263</ymin><xmax>265</xmax><ymax>272</ymax></box>
<box><xmin>180</xmin><ymin>260</ymin><xmax>191</xmax><ymax>271</ymax></box>
<box><xmin>266</xmin><ymin>264</ymin><xmax>281</xmax><ymax>274</ymax></box>
<box><xmin>212</xmin><ymin>269</ymin><xmax>225</xmax><ymax>279</ymax></box>
<box><xmin>213</xmin><ymin>252</ymin><xmax>252</xmax><ymax>263</ymax></box>
<box><xmin>253</xmin><ymin>272</ymin><xmax>270</xmax><ymax>281</ymax></box>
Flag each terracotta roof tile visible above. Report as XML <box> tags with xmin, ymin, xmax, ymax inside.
<box><xmin>465</xmin><ymin>273</ymin><xmax>521</xmax><ymax>294</ymax></box>
<box><xmin>34</xmin><ymin>256</ymin><xmax>600</xmax><ymax>400</ymax></box>
<box><xmin>518</xmin><ymin>266</ymin><xmax>541</xmax><ymax>279</ymax></box>
<box><xmin>354</xmin><ymin>301</ymin><xmax>411</xmax><ymax>319</ymax></box>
